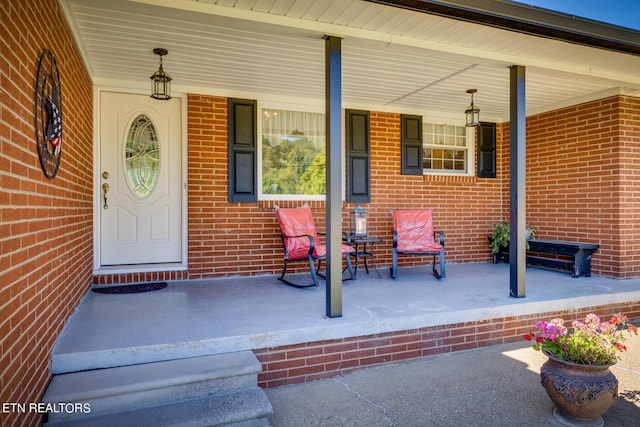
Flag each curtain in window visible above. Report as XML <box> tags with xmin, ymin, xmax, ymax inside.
<box><xmin>262</xmin><ymin>109</ymin><xmax>325</xmax><ymax>147</ymax></box>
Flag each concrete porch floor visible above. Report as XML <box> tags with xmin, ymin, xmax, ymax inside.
<box><xmin>52</xmin><ymin>262</ymin><xmax>640</xmax><ymax>375</ymax></box>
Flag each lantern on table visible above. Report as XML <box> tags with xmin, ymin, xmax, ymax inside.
<box><xmin>350</xmin><ymin>204</ymin><xmax>368</xmax><ymax>238</ymax></box>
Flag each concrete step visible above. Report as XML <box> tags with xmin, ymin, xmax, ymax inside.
<box><xmin>42</xmin><ymin>351</ymin><xmax>272</xmax><ymax>426</ymax></box>
<box><xmin>44</xmin><ymin>388</ymin><xmax>272</xmax><ymax>427</ymax></box>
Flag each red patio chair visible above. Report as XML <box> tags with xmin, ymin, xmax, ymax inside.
<box><xmin>391</xmin><ymin>209</ymin><xmax>445</xmax><ymax>279</ymax></box>
<box><xmin>276</xmin><ymin>206</ymin><xmax>355</xmax><ymax>288</ymax></box>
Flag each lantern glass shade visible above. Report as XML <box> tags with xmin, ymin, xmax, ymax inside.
<box><xmin>150</xmin><ymin>49</ymin><xmax>172</xmax><ymax>100</ymax></box>
<box><xmin>465</xmin><ymin>89</ymin><xmax>480</xmax><ymax>127</ymax></box>
<box><xmin>465</xmin><ymin>104</ymin><xmax>480</xmax><ymax>127</ymax></box>
<box><xmin>350</xmin><ymin>204</ymin><xmax>368</xmax><ymax>238</ymax></box>
<box><xmin>150</xmin><ymin>72</ymin><xmax>171</xmax><ymax>100</ymax></box>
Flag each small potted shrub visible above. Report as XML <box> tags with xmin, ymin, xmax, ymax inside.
<box><xmin>489</xmin><ymin>221</ymin><xmax>536</xmax><ymax>254</ymax></box>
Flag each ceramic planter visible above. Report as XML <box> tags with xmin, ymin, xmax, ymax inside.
<box><xmin>540</xmin><ymin>353</ymin><xmax>617</xmax><ymax>427</ymax></box>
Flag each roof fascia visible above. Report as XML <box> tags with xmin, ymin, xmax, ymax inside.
<box><xmin>364</xmin><ymin>0</ymin><xmax>640</xmax><ymax>56</ymax></box>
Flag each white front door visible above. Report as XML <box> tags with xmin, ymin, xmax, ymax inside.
<box><xmin>99</xmin><ymin>92</ymin><xmax>182</xmax><ymax>266</ymax></box>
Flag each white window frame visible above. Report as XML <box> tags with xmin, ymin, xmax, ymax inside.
<box><xmin>422</xmin><ymin>120</ymin><xmax>475</xmax><ymax>176</ymax></box>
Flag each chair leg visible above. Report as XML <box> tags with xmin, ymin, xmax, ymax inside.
<box><xmin>278</xmin><ymin>259</ymin><xmax>289</xmax><ymax>282</ymax></box>
<box><xmin>430</xmin><ymin>251</ymin><xmax>445</xmax><ymax>279</ymax></box>
<box><xmin>318</xmin><ymin>256</ymin><xmax>354</xmax><ymax>282</ymax></box>
<box><xmin>309</xmin><ymin>255</ymin><xmax>321</xmax><ymax>287</ymax></box>
<box><xmin>391</xmin><ymin>248</ymin><xmax>398</xmax><ymax>278</ymax></box>
<box><xmin>431</xmin><ymin>255</ymin><xmax>441</xmax><ymax>279</ymax></box>
<box><xmin>344</xmin><ymin>253</ymin><xmax>355</xmax><ymax>281</ymax></box>
<box><xmin>315</xmin><ymin>259</ymin><xmax>327</xmax><ymax>281</ymax></box>
<box><xmin>277</xmin><ymin>259</ymin><xmax>318</xmax><ymax>288</ymax></box>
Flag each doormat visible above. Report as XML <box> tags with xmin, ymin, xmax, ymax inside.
<box><xmin>92</xmin><ymin>282</ymin><xmax>168</xmax><ymax>294</ymax></box>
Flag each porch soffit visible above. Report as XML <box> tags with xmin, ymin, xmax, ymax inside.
<box><xmin>365</xmin><ymin>0</ymin><xmax>640</xmax><ymax>55</ymax></box>
<box><xmin>61</xmin><ymin>0</ymin><xmax>640</xmax><ymax>121</ymax></box>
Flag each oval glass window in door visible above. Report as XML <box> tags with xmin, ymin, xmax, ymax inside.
<box><xmin>125</xmin><ymin>114</ymin><xmax>160</xmax><ymax>198</ymax></box>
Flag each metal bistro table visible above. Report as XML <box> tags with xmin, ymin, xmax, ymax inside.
<box><xmin>348</xmin><ymin>235</ymin><xmax>383</xmax><ymax>278</ymax></box>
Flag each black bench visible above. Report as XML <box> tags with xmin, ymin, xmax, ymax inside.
<box><xmin>492</xmin><ymin>239</ymin><xmax>599</xmax><ymax>278</ymax></box>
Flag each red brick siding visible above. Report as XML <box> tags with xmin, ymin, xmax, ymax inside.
<box><xmin>98</xmin><ymin>93</ymin><xmax>637</xmax><ymax>284</ymax></box>
<box><xmin>179</xmin><ymin>102</ymin><xmax>505</xmax><ymax>281</ymax></box>
<box><xmin>368</xmin><ymin>112</ymin><xmax>504</xmax><ymax>266</ymax></box>
<box><xmin>254</xmin><ymin>302</ymin><xmax>640</xmax><ymax>388</ymax></box>
<box><xmin>187</xmin><ymin>95</ymin><xmax>283</xmax><ymax>278</ymax></box>
<box><xmin>92</xmin><ymin>270</ymin><xmax>189</xmax><ymax>285</ymax></box>
<box><xmin>617</xmin><ymin>97</ymin><xmax>640</xmax><ymax>276</ymax></box>
<box><xmin>95</xmin><ymin>94</ymin><xmax>640</xmax><ymax>283</ymax></box>
<box><xmin>0</xmin><ymin>0</ymin><xmax>93</xmax><ymax>425</ymax></box>
<box><xmin>506</xmin><ymin>96</ymin><xmax>640</xmax><ymax>278</ymax></box>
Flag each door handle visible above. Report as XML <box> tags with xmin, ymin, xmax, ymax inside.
<box><xmin>102</xmin><ymin>183</ymin><xmax>109</xmax><ymax>209</ymax></box>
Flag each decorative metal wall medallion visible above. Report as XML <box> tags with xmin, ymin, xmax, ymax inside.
<box><xmin>34</xmin><ymin>49</ymin><xmax>62</xmax><ymax>179</ymax></box>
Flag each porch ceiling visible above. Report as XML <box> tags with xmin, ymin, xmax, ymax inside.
<box><xmin>61</xmin><ymin>0</ymin><xmax>640</xmax><ymax>122</ymax></box>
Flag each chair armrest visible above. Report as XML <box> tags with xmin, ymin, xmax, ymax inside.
<box><xmin>281</xmin><ymin>233</ymin><xmax>316</xmax><ymax>255</ymax></box>
<box><xmin>392</xmin><ymin>230</ymin><xmax>398</xmax><ymax>249</ymax></box>
<box><xmin>315</xmin><ymin>230</ymin><xmax>349</xmax><ymax>244</ymax></box>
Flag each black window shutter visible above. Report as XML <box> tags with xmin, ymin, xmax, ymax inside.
<box><xmin>228</xmin><ymin>98</ymin><xmax>257</xmax><ymax>202</ymax></box>
<box><xmin>401</xmin><ymin>114</ymin><xmax>423</xmax><ymax>175</ymax></box>
<box><xmin>346</xmin><ymin>109</ymin><xmax>370</xmax><ymax>203</ymax></box>
<box><xmin>477</xmin><ymin>122</ymin><xmax>497</xmax><ymax>178</ymax></box>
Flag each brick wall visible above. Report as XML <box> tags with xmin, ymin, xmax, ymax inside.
<box><xmin>187</xmin><ymin>95</ymin><xmax>282</xmax><ymax>278</ymax></box>
<box><xmin>615</xmin><ymin>96</ymin><xmax>640</xmax><ymax>276</ymax></box>
<box><xmin>98</xmin><ymin>94</ymin><xmax>638</xmax><ymax>284</ymax></box>
<box><xmin>179</xmin><ymin>100</ymin><xmax>505</xmax><ymax>281</ymax></box>
<box><xmin>515</xmin><ymin>96</ymin><xmax>640</xmax><ymax>278</ymax></box>
<box><xmin>255</xmin><ymin>301</ymin><xmax>640</xmax><ymax>387</ymax></box>
<box><xmin>0</xmin><ymin>1</ymin><xmax>93</xmax><ymax>425</ymax></box>
<box><xmin>367</xmin><ymin>112</ymin><xmax>504</xmax><ymax>266</ymax></box>
<box><xmin>98</xmin><ymin>92</ymin><xmax>638</xmax><ymax>284</ymax></box>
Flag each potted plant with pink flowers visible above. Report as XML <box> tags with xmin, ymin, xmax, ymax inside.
<box><xmin>524</xmin><ymin>313</ymin><xmax>637</xmax><ymax>426</ymax></box>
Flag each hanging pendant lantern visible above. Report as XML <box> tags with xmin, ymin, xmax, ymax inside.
<box><xmin>465</xmin><ymin>89</ymin><xmax>480</xmax><ymax>127</ymax></box>
<box><xmin>150</xmin><ymin>48</ymin><xmax>172</xmax><ymax>100</ymax></box>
